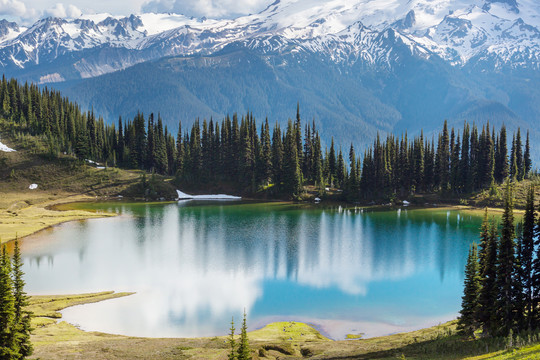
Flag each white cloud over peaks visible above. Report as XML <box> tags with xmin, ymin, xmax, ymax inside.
<box><xmin>0</xmin><ymin>0</ymin><xmax>28</xmax><ymax>17</ymax></box>
<box><xmin>141</xmin><ymin>0</ymin><xmax>270</xmax><ymax>18</ymax></box>
<box><xmin>44</xmin><ymin>3</ymin><xmax>83</xmax><ymax>19</ymax></box>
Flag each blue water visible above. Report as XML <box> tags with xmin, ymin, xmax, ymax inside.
<box><xmin>20</xmin><ymin>202</ymin><xmax>483</xmax><ymax>339</ymax></box>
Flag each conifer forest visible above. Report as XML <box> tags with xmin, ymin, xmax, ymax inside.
<box><xmin>0</xmin><ymin>76</ymin><xmax>532</xmax><ymax>201</ymax></box>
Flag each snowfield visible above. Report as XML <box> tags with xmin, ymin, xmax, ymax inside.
<box><xmin>0</xmin><ymin>139</ymin><xmax>15</xmax><ymax>152</ymax></box>
<box><xmin>176</xmin><ymin>190</ymin><xmax>242</xmax><ymax>200</ymax></box>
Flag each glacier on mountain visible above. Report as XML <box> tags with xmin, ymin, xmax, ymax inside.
<box><xmin>0</xmin><ymin>0</ymin><xmax>539</xmax><ymax>82</ymax></box>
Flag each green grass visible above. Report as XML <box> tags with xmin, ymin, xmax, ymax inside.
<box><xmin>23</xmin><ymin>292</ymin><xmax>540</xmax><ymax>360</ymax></box>
<box><xmin>28</xmin><ymin>292</ymin><xmax>134</xmax><ymax>319</ymax></box>
<box><xmin>466</xmin><ymin>344</ymin><xmax>540</xmax><ymax>359</ymax></box>
<box><xmin>249</xmin><ymin>321</ymin><xmax>330</xmax><ymax>342</ymax></box>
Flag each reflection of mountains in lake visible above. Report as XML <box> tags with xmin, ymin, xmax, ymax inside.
<box><xmin>20</xmin><ymin>203</ymin><xmax>482</xmax><ymax>338</ymax></box>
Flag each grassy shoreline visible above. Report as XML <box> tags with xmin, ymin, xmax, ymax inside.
<box><xmin>0</xmin><ymin>192</ymin><xmax>118</xmax><ymax>244</ymax></box>
<box><xmin>28</xmin><ymin>292</ymin><xmax>540</xmax><ymax>359</ymax></box>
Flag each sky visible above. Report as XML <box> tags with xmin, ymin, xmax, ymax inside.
<box><xmin>0</xmin><ymin>0</ymin><xmax>273</xmax><ymax>25</ymax></box>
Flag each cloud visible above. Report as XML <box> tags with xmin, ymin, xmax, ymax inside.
<box><xmin>44</xmin><ymin>3</ymin><xmax>83</xmax><ymax>19</ymax></box>
<box><xmin>141</xmin><ymin>0</ymin><xmax>270</xmax><ymax>18</ymax></box>
<box><xmin>0</xmin><ymin>0</ymin><xmax>28</xmax><ymax>17</ymax></box>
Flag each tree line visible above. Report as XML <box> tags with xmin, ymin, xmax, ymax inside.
<box><xmin>0</xmin><ymin>75</ymin><xmax>533</xmax><ymax>199</ymax></box>
<box><xmin>459</xmin><ymin>184</ymin><xmax>540</xmax><ymax>338</ymax></box>
<box><xmin>0</xmin><ymin>240</ymin><xmax>32</xmax><ymax>359</ymax></box>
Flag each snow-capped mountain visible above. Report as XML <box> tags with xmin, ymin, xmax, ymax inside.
<box><xmin>2</xmin><ymin>0</ymin><xmax>540</xmax><ymax>83</ymax></box>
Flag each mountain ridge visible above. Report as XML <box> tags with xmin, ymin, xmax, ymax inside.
<box><xmin>2</xmin><ymin>0</ymin><xmax>540</xmax><ymax>83</ymax></box>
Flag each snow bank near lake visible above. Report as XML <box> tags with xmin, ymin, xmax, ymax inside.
<box><xmin>176</xmin><ymin>190</ymin><xmax>241</xmax><ymax>201</ymax></box>
<box><xmin>0</xmin><ymin>139</ymin><xmax>15</xmax><ymax>152</ymax></box>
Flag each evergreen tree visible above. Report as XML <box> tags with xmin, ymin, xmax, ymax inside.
<box><xmin>336</xmin><ymin>148</ymin><xmax>346</xmax><ymax>189</ymax></box>
<box><xmin>295</xmin><ymin>103</ymin><xmax>303</xmax><ymax>170</ymax></box>
<box><xmin>477</xmin><ymin>211</ymin><xmax>496</xmax><ymax>336</ymax></box>
<box><xmin>236</xmin><ymin>310</ymin><xmax>251</xmax><ymax>360</ymax></box>
<box><xmin>260</xmin><ymin>119</ymin><xmax>272</xmax><ymax>184</ymax></box>
<box><xmin>436</xmin><ymin>120</ymin><xmax>450</xmax><ymax>191</ymax></box>
<box><xmin>458</xmin><ymin>243</ymin><xmax>481</xmax><ymax>337</ymax></box>
<box><xmin>478</xmin><ymin>209</ymin><xmax>490</xmax><ymax>274</ymax></box>
<box><xmin>176</xmin><ymin>120</ymin><xmax>183</xmax><ymax>176</ymax></box>
<box><xmin>11</xmin><ymin>240</ymin><xmax>32</xmax><ymax>359</ymax></box>
<box><xmin>533</xmin><ymin>190</ymin><xmax>540</xmax><ymax>326</ymax></box>
<box><xmin>479</xmin><ymin>219</ymin><xmax>499</xmax><ymax>336</ymax></box>
<box><xmin>282</xmin><ymin>120</ymin><xmax>302</xmax><ymax>197</ymax></box>
<box><xmin>0</xmin><ymin>246</ymin><xmax>18</xmax><ymax>359</ymax></box>
<box><xmin>146</xmin><ymin>113</ymin><xmax>155</xmax><ymax>171</ymax></box>
<box><xmin>496</xmin><ymin>182</ymin><xmax>516</xmax><ymax>335</ymax></box>
<box><xmin>312</xmin><ymin>132</ymin><xmax>324</xmax><ymax>190</ymax></box>
<box><xmin>520</xmin><ymin>187</ymin><xmax>536</xmax><ymax>329</ymax></box>
<box><xmin>524</xmin><ymin>131</ymin><xmax>531</xmax><ymax>179</ymax></box>
<box><xmin>117</xmin><ymin>117</ymin><xmax>124</xmax><ymax>166</ymax></box>
<box><xmin>154</xmin><ymin>116</ymin><xmax>168</xmax><ymax>174</ymax></box>
<box><xmin>74</xmin><ymin>130</ymin><xmax>89</xmax><ymax>161</ymax></box>
<box><xmin>450</xmin><ymin>133</ymin><xmax>461</xmax><ymax>193</ymax></box>
<box><xmin>328</xmin><ymin>138</ymin><xmax>336</xmax><ymax>186</ymax></box>
<box><xmin>228</xmin><ymin>317</ymin><xmax>237</xmax><ymax>360</ymax></box>
<box><xmin>495</xmin><ymin>125</ymin><xmax>509</xmax><ymax>183</ymax></box>
<box><xmin>515</xmin><ymin>128</ymin><xmax>524</xmax><ymax>181</ymax></box>
<box><xmin>514</xmin><ymin>221</ymin><xmax>525</xmax><ymax>331</ymax></box>
<box><xmin>271</xmin><ymin>124</ymin><xmax>284</xmax><ymax>187</ymax></box>
<box><xmin>510</xmin><ymin>136</ymin><xmax>518</xmax><ymax>181</ymax></box>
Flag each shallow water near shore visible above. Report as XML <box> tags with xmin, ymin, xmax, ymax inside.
<box><xmin>20</xmin><ymin>201</ymin><xmax>484</xmax><ymax>339</ymax></box>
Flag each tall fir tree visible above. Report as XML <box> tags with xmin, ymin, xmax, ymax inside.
<box><xmin>283</xmin><ymin>120</ymin><xmax>302</xmax><ymax>197</ymax></box>
<box><xmin>236</xmin><ymin>310</ymin><xmax>251</xmax><ymax>360</ymax></box>
<box><xmin>11</xmin><ymin>240</ymin><xmax>32</xmax><ymax>359</ymax></box>
<box><xmin>228</xmin><ymin>317</ymin><xmax>237</xmax><ymax>360</ymax></box>
<box><xmin>0</xmin><ymin>246</ymin><xmax>18</xmax><ymax>359</ymax></box>
<box><xmin>524</xmin><ymin>131</ymin><xmax>531</xmax><ymax>179</ymax></box>
<box><xmin>520</xmin><ymin>187</ymin><xmax>536</xmax><ymax>329</ymax></box>
<box><xmin>496</xmin><ymin>181</ymin><xmax>516</xmax><ymax>335</ymax></box>
<box><xmin>478</xmin><ymin>215</ymin><xmax>499</xmax><ymax>336</ymax></box>
<box><xmin>328</xmin><ymin>138</ymin><xmax>336</xmax><ymax>186</ymax></box>
<box><xmin>495</xmin><ymin>125</ymin><xmax>509</xmax><ymax>183</ymax></box>
<box><xmin>515</xmin><ymin>128</ymin><xmax>524</xmax><ymax>181</ymax></box>
<box><xmin>458</xmin><ymin>243</ymin><xmax>482</xmax><ymax>337</ymax></box>
<box><xmin>437</xmin><ymin>120</ymin><xmax>450</xmax><ymax>191</ymax></box>
<box><xmin>533</xmin><ymin>190</ymin><xmax>540</xmax><ymax>326</ymax></box>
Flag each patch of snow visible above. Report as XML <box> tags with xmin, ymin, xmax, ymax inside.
<box><xmin>176</xmin><ymin>189</ymin><xmax>241</xmax><ymax>200</ymax></box>
<box><xmin>0</xmin><ymin>139</ymin><xmax>15</xmax><ymax>152</ymax></box>
<box><xmin>0</xmin><ymin>27</ymin><xmax>25</xmax><ymax>44</ymax></box>
<box><xmin>39</xmin><ymin>73</ymin><xmax>65</xmax><ymax>84</ymax></box>
<box><xmin>96</xmin><ymin>166</ymin><xmax>105</xmax><ymax>169</ymax></box>
<box><xmin>138</xmin><ymin>13</ymin><xmax>191</xmax><ymax>35</ymax></box>
<box><xmin>62</xmin><ymin>22</ymin><xmax>82</xmax><ymax>38</ymax></box>
<box><xmin>29</xmin><ymin>184</ymin><xmax>38</xmax><ymax>190</ymax></box>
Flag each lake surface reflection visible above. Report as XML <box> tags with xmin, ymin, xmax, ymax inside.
<box><xmin>20</xmin><ymin>202</ymin><xmax>482</xmax><ymax>339</ymax></box>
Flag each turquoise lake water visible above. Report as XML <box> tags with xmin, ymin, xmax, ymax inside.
<box><xmin>20</xmin><ymin>201</ymin><xmax>484</xmax><ymax>339</ymax></box>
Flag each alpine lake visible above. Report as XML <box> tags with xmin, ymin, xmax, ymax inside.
<box><xmin>18</xmin><ymin>200</ymin><xmax>487</xmax><ymax>340</ymax></box>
